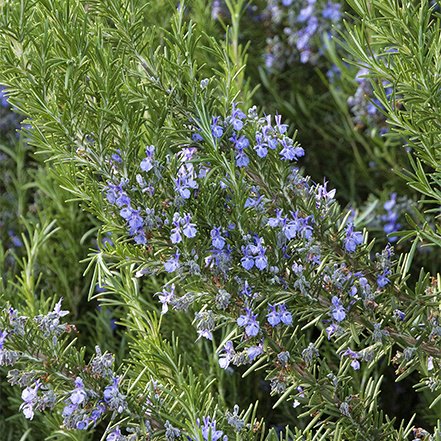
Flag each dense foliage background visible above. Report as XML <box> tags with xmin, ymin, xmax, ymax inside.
<box><xmin>0</xmin><ymin>0</ymin><xmax>440</xmax><ymax>440</ymax></box>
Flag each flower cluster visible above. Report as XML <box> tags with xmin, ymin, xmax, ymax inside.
<box><xmin>0</xmin><ymin>302</ymin><xmax>133</xmax><ymax>435</ymax></box>
<box><xmin>100</xmin><ymin>102</ymin><xmax>407</xmax><ymax>407</ymax></box>
<box><xmin>209</xmin><ymin>1</ymin><xmax>342</xmax><ymax>71</ymax></box>
<box><xmin>347</xmin><ymin>68</ymin><xmax>393</xmax><ymax>134</ymax></box>
<box><xmin>263</xmin><ymin>0</ymin><xmax>342</xmax><ymax>70</ymax></box>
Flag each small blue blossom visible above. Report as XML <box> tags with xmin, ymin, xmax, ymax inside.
<box><xmin>175</xmin><ymin>163</ymin><xmax>198</xmax><ymax>199</ymax></box>
<box><xmin>140</xmin><ymin>145</ymin><xmax>155</xmax><ymax>172</ymax></box>
<box><xmin>211</xmin><ymin>227</ymin><xmax>226</xmax><ymax>249</ymax></box>
<box><xmin>158</xmin><ymin>284</ymin><xmax>175</xmax><ymax>314</ymax></box>
<box><xmin>247</xmin><ymin>341</ymin><xmax>264</xmax><ymax>361</ymax></box>
<box><xmin>254</xmin><ymin>132</ymin><xmax>268</xmax><ymax>158</ymax></box>
<box><xmin>394</xmin><ymin>309</ymin><xmax>405</xmax><ymax>321</ymax></box>
<box><xmin>279</xmin><ymin>137</ymin><xmax>305</xmax><ymax>161</ymax></box>
<box><xmin>0</xmin><ymin>85</ymin><xmax>10</xmax><ymax>108</ymax></box>
<box><xmin>267</xmin><ymin>303</ymin><xmax>292</xmax><ymax>326</ymax></box>
<box><xmin>219</xmin><ymin>341</ymin><xmax>235</xmax><ymax>369</ymax></box>
<box><xmin>344</xmin><ymin>224</ymin><xmax>363</xmax><ymax>253</ymax></box>
<box><xmin>229</xmin><ymin>103</ymin><xmax>246</xmax><ymax>131</ymax></box>
<box><xmin>70</xmin><ymin>377</ymin><xmax>87</xmax><ymax>405</ymax></box>
<box><xmin>106</xmin><ymin>426</ymin><xmax>123</xmax><ymax>441</ymax></box>
<box><xmin>331</xmin><ymin>296</ymin><xmax>346</xmax><ymax>322</ymax></box>
<box><xmin>237</xmin><ymin>308</ymin><xmax>260</xmax><ymax>337</ymax></box>
<box><xmin>278</xmin><ymin>304</ymin><xmax>293</xmax><ymax>325</ymax></box>
<box><xmin>322</xmin><ymin>1</ymin><xmax>341</xmax><ymax>21</ymax></box>
<box><xmin>211</xmin><ymin>116</ymin><xmax>224</xmax><ymax>138</ymax></box>
<box><xmin>20</xmin><ymin>380</ymin><xmax>41</xmax><ymax>420</ymax></box>
<box><xmin>381</xmin><ymin>193</ymin><xmax>401</xmax><ymax>242</ymax></box>
<box><xmin>267</xmin><ymin>304</ymin><xmax>281</xmax><ymax>327</ymax></box>
<box><xmin>377</xmin><ymin>270</ymin><xmax>390</xmax><ymax>288</ymax></box>
<box><xmin>342</xmin><ymin>348</ymin><xmax>360</xmax><ymax>370</ymax></box>
<box><xmin>200</xmin><ymin>416</ymin><xmax>227</xmax><ymax>441</ymax></box>
<box><xmin>103</xmin><ymin>377</ymin><xmax>127</xmax><ymax>413</ymax></box>
<box><xmin>164</xmin><ymin>250</ymin><xmax>180</xmax><ymax>273</ymax></box>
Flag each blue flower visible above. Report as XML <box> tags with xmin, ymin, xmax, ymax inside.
<box><xmin>322</xmin><ymin>2</ymin><xmax>341</xmax><ymax>21</ymax></box>
<box><xmin>211</xmin><ymin>227</ymin><xmax>226</xmax><ymax>249</ymax></box>
<box><xmin>237</xmin><ymin>308</ymin><xmax>260</xmax><ymax>337</ymax></box>
<box><xmin>164</xmin><ymin>250</ymin><xmax>180</xmax><ymax>273</ymax></box>
<box><xmin>70</xmin><ymin>377</ymin><xmax>87</xmax><ymax>405</ymax></box>
<box><xmin>158</xmin><ymin>284</ymin><xmax>175</xmax><ymax>314</ymax></box>
<box><xmin>106</xmin><ymin>426</ymin><xmax>122</xmax><ymax>441</ymax></box>
<box><xmin>344</xmin><ymin>224</ymin><xmax>363</xmax><ymax>253</ymax></box>
<box><xmin>267</xmin><ymin>303</ymin><xmax>292</xmax><ymax>326</ymax></box>
<box><xmin>278</xmin><ymin>304</ymin><xmax>292</xmax><ymax>325</ymax></box>
<box><xmin>254</xmin><ymin>132</ymin><xmax>268</xmax><ymax>158</ymax></box>
<box><xmin>342</xmin><ymin>348</ymin><xmax>360</xmax><ymax>370</ymax></box>
<box><xmin>229</xmin><ymin>103</ymin><xmax>246</xmax><ymax>131</ymax></box>
<box><xmin>175</xmin><ymin>163</ymin><xmax>198</xmax><ymax>199</ymax></box>
<box><xmin>0</xmin><ymin>85</ymin><xmax>10</xmax><ymax>108</ymax></box>
<box><xmin>181</xmin><ymin>213</ymin><xmax>197</xmax><ymax>238</ymax></box>
<box><xmin>267</xmin><ymin>304</ymin><xmax>281</xmax><ymax>327</ymax></box>
<box><xmin>211</xmin><ymin>116</ymin><xmax>224</xmax><ymax>138</ymax></box>
<box><xmin>247</xmin><ymin>341</ymin><xmax>264</xmax><ymax>361</ymax></box>
<box><xmin>140</xmin><ymin>145</ymin><xmax>155</xmax><ymax>172</ymax></box>
<box><xmin>331</xmin><ymin>296</ymin><xmax>346</xmax><ymax>322</ymax></box>
<box><xmin>200</xmin><ymin>416</ymin><xmax>227</xmax><ymax>441</ymax></box>
<box><xmin>241</xmin><ymin>246</ymin><xmax>255</xmax><ymax>270</ymax></box>
<box><xmin>377</xmin><ymin>270</ymin><xmax>390</xmax><ymax>288</ymax></box>
<box><xmin>103</xmin><ymin>377</ymin><xmax>127</xmax><ymax>413</ymax></box>
<box><xmin>279</xmin><ymin>138</ymin><xmax>305</xmax><ymax>161</ymax></box>
<box><xmin>219</xmin><ymin>341</ymin><xmax>235</xmax><ymax>369</ymax></box>
<box><xmin>20</xmin><ymin>380</ymin><xmax>41</xmax><ymax>420</ymax></box>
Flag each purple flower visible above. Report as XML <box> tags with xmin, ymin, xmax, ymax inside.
<box><xmin>235</xmin><ymin>150</ymin><xmax>250</xmax><ymax>167</ymax></box>
<box><xmin>267</xmin><ymin>304</ymin><xmax>281</xmax><ymax>327</ymax></box>
<box><xmin>268</xmin><ymin>209</ymin><xmax>285</xmax><ymax>228</ymax></box>
<box><xmin>158</xmin><ymin>284</ymin><xmax>175</xmax><ymax>314</ymax></box>
<box><xmin>231</xmin><ymin>134</ymin><xmax>250</xmax><ymax>167</ymax></box>
<box><xmin>211</xmin><ymin>116</ymin><xmax>224</xmax><ymax>138</ymax></box>
<box><xmin>237</xmin><ymin>308</ymin><xmax>260</xmax><ymax>337</ymax></box>
<box><xmin>106</xmin><ymin>426</ymin><xmax>122</xmax><ymax>441</ymax></box>
<box><xmin>200</xmin><ymin>416</ymin><xmax>226</xmax><ymax>441</ymax></box>
<box><xmin>241</xmin><ymin>246</ymin><xmax>255</xmax><ymax>270</ymax></box>
<box><xmin>342</xmin><ymin>348</ymin><xmax>360</xmax><ymax>370</ymax></box>
<box><xmin>70</xmin><ymin>377</ymin><xmax>87</xmax><ymax>405</ymax></box>
<box><xmin>278</xmin><ymin>304</ymin><xmax>292</xmax><ymax>325</ymax></box>
<box><xmin>326</xmin><ymin>323</ymin><xmax>338</xmax><ymax>339</ymax></box>
<box><xmin>182</xmin><ymin>213</ymin><xmax>197</xmax><ymax>238</ymax></box>
<box><xmin>103</xmin><ymin>377</ymin><xmax>126</xmax><ymax>413</ymax></box>
<box><xmin>279</xmin><ymin>138</ymin><xmax>305</xmax><ymax>161</ymax></box>
<box><xmin>175</xmin><ymin>163</ymin><xmax>198</xmax><ymax>199</ymax></box>
<box><xmin>0</xmin><ymin>330</ymin><xmax>7</xmax><ymax>350</ymax></box>
<box><xmin>331</xmin><ymin>296</ymin><xmax>346</xmax><ymax>322</ymax></box>
<box><xmin>254</xmin><ymin>252</ymin><xmax>268</xmax><ymax>271</ymax></box>
<box><xmin>164</xmin><ymin>250</ymin><xmax>180</xmax><ymax>273</ymax></box>
<box><xmin>219</xmin><ymin>341</ymin><xmax>235</xmax><ymax>369</ymax></box>
<box><xmin>140</xmin><ymin>145</ymin><xmax>155</xmax><ymax>172</ymax></box>
<box><xmin>247</xmin><ymin>341</ymin><xmax>264</xmax><ymax>361</ymax></box>
<box><xmin>230</xmin><ymin>104</ymin><xmax>246</xmax><ymax>131</ymax></box>
<box><xmin>267</xmin><ymin>303</ymin><xmax>292</xmax><ymax>326</ymax></box>
<box><xmin>377</xmin><ymin>271</ymin><xmax>390</xmax><ymax>288</ymax></box>
<box><xmin>0</xmin><ymin>86</ymin><xmax>10</xmax><ymax>108</ymax></box>
<box><xmin>344</xmin><ymin>224</ymin><xmax>363</xmax><ymax>253</ymax></box>
<box><xmin>322</xmin><ymin>2</ymin><xmax>341</xmax><ymax>21</ymax></box>
<box><xmin>254</xmin><ymin>132</ymin><xmax>268</xmax><ymax>158</ymax></box>
<box><xmin>211</xmin><ymin>227</ymin><xmax>226</xmax><ymax>249</ymax></box>
<box><xmin>381</xmin><ymin>193</ymin><xmax>401</xmax><ymax>242</ymax></box>
<box><xmin>394</xmin><ymin>309</ymin><xmax>405</xmax><ymax>321</ymax></box>
<box><xmin>20</xmin><ymin>380</ymin><xmax>41</xmax><ymax>420</ymax></box>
